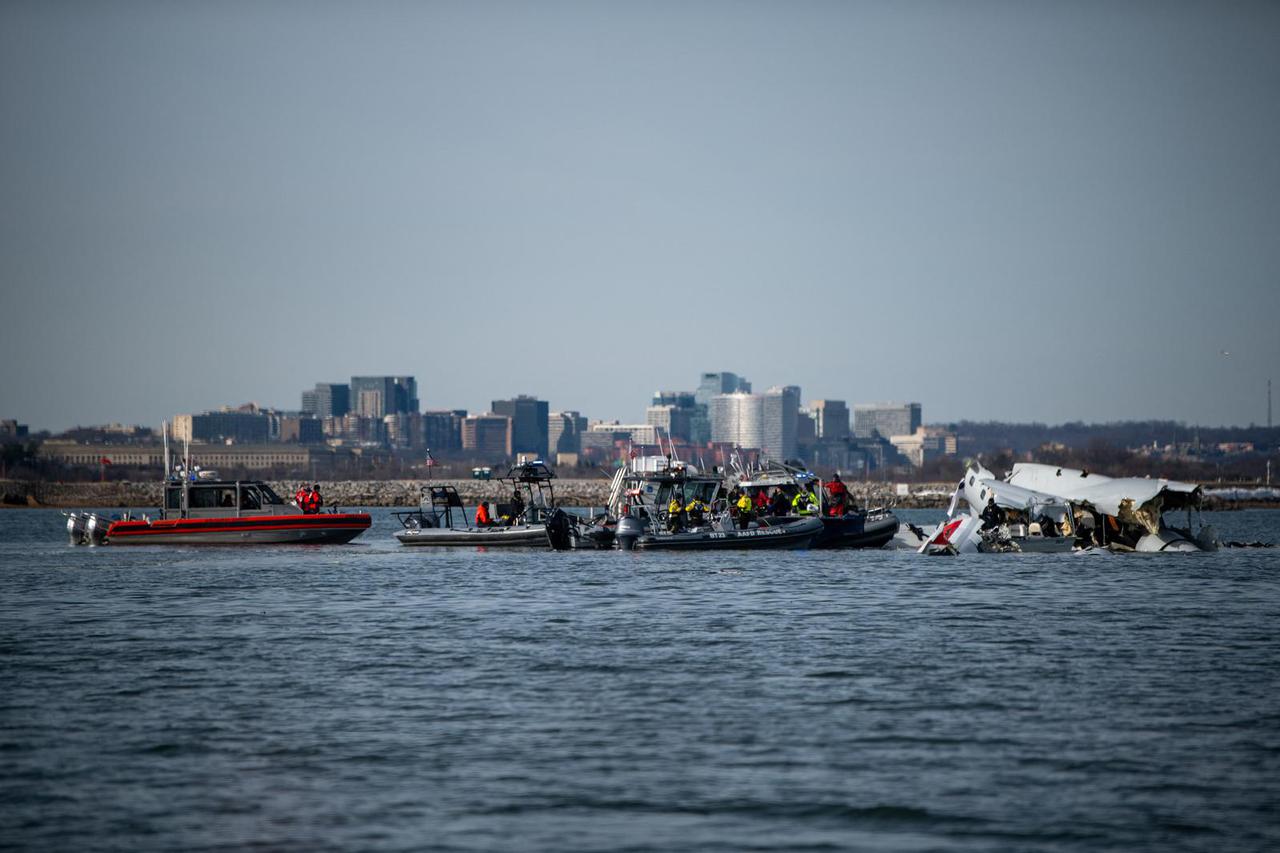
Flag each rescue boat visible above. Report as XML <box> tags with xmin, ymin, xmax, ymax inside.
<box><xmin>733</xmin><ymin>459</ymin><xmax>901</xmax><ymax>549</ymax></box>
<box><xmin>67</xmin><ymin>477</ymin><xmax>370</xmax><ymax>546</ymax></box>
<box><xmin>394</xmin><ymin>460</ymin><xmax>588</xmax><ymax>547</ymax></box>
<box><xmin>607</xmin><ymin>455</ymin><xmax>823</xmax><ymax>551</ymax></box>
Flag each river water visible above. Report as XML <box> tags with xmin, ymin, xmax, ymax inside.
<box><xmin>2</xmin><ymin>508</ymin><xmax>1278</xmax><ymax>852</ymax></box>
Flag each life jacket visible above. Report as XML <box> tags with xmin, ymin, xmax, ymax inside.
<box><xmin>474</xmin><ymin>504</ymin><xmax>491</xmax><ymax>525</ymax></box>
<box><xmin>685</xmin><ymin>500</ymin><xmax>708</xmax><ymax>520</ymax></box>
<box><xmin>295</xmin><ymin>488</ymin><xmax>308</xmax><ymax>506</ymax></box>
<box><xmin>792</xmin><ymin>492</ymin><xmax>816</xmax><ymax>516</ymax></box>
<box><xmin>303</xmin><ymin>490</ymin><xmax>321</xmax><ymax>514</ymax></box>
<box><xmin>736</xmin><ymin>494</ymin><xmax>753</xmax><ymax>514</ymax></box>
<box><xmin>668</xmin><ymin>499</ymin><xmax>683</xmax><ymax>515</ymax></box>
<box><xmin>754</xmin><ymin>491</ymin><xmax>769</xmax><ymax>509</ymax></box>
<box><xmin>825</xmin><ymin>480</ymin><xmax>848</xmax><ymax>498</ymax></box>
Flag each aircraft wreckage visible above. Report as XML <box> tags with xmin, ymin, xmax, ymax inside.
<box><xmin>921</xmin><ymin>462</ymin><xmax>1219</xmax><ymax>554</ymax></box>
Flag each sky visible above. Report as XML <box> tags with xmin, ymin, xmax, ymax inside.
<box><xmin>2</xmin><ymin>0</ymin><xmax>1278</xmax><ymax>432</ymax></box>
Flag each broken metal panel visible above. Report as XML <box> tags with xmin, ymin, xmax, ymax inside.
<box><xmin>962</xmin><ymin>464</ymin><xmax>1071</xmax><ymax>517</ymax></box>
<box><xmin>1006</xmin><ymin>463</ymin><xmax>1200</xmax><ymax>523</ymax></box>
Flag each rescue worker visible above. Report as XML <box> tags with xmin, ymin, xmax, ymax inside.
<box><xmin>474</xmin><ymin>501</ymin><xmax>493</xmax><ymax>527</ymax></box>
<box><xmin>685</xmin><ymin>496</ymin><xmax>710</xmax><ymax>526</ymax></box>
<box><xmin>735</xmin><ymin>491</ymin><xmax>754</xmax><ymax>530</ymax></box>
<box><xmin>510</xmin><ymin>489</ymin><xmax>525</xmax><ymax>522</ymax></box>
<box><xmin>792</xmin><ymin>486</ymin><xmax>818</xmax><ymax>516</ymax></box>
<box><xmin>768</xmin><ymin>488</ymin><xmax>790</xmax><ymax>517</ymax></box>
<box><xmin>753</xmin><ymin>488</ymin><xmax>769</xmax><ymax>512</ymax></box>
<box><xmin>1036</xmin><ymin>513</ymin><xmax>1058</xmax><ymax>538</ymax></box>
<box><xmin>824</xmin><ymin>473</ymin><xmax>850</xmax><ymax>517</ymax></box>
<box><xmin>295</xmin><ymin>483</ymin><xmax>309</xmax><ymax>508</ymax></box>
<box><xmin>667</xmin><ymin>494</ymin><xmax>684</xmax><ymax>532</ymax></box>
<box><xmin>980</xmin><ymin>497</ymin><xmax>1006</xmax><ymax>531</ymax></box>
<box><xmin>303</xmin><ymin>484</ymin><xmax>323</xmax><ymax>515</ymax></box>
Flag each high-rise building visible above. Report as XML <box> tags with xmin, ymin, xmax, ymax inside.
<box><xmin>696</xmin><ymin>372</ymin><xmax>751</xmax><ymax>405</ymax></box>
<box><xmin>350</xmin><ymin>376</ymin><xmax>418</xmax><ymax>419</ymax></box>
<box><xmin>652</xmin><ymin>390</ymin><xmax>697</xmax><ymax>408</ymax></box>
<box><xmin>350</xmin><ymin>377</ymin><xmax>393</xmax><ymax>418</ymax></box>
<box><xmin>172</xmin><ymin>411</ymin><xmax>270</xmax><ymax>444</ymax></box>
<box><xmin>762</xmin><ymin>385</ymin><xmax>800</xmax><ymax>461</ymax></box>
<box><xmin>710</xmin><ymin>392</ymin><xmax>764</xmax><ymax>449</ymax></box>
<box><xmin>492</xmin><ymin>395</ymin><xmax>549</xmax><ymax>458</ymax></box>
<box><xmin>645</xmin><ymin>405</ymin><xmax>691</xmax><ymax>443</ymax></box>
<box><xmin>649</xmin><ymin>391</ymin><xmax>697</xmax><ymax>442</ymax></box>
<box><xmin>809</xmin><ymin>399</ymin><xmax>850</xmax><ymax>441</ymax></box>
<box><xmin>302</xmin><ymin>383</ymin><xmax>350</xmax><ymax>419</ymax></box>
<box><xmin>696</xmin><ymin>373</ymin><xmax>750</xmax><ymax>443</ymax></box>
<box><xmin>797</xmin><ymin>409</ymin><xmax>817</xmax><ymax>445</ymax></box>
<box><xmin>549</xmin><ymin>411</ymin><xmax>588</xmax><ymax>454</ymax></box>
<box><xmin>853</xmin><ymin>402</ymin><xmax>922</xmax><ymax>440</ymax></box>
<box><xmin>461</xmin><ymin>414</ymin><xmax>512</xmax><ymax>458</ymax></box>
<box><xmin>422</xmin><ymin>410</ymin><xmax>465</xmax><ymax>451</ymax></box>
<box><xmin>276</xmin><ymin>414</ymin><xmax>324</xmax><ymax>444</ymax></box>
<box><xmin>589</xmin><ymin>422</ymin><xmax>659</xmax><ymax>445</ymax></box>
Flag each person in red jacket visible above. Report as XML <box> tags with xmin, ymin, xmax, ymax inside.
<box><xmin>474</xmin><ymin>501</ymin><xmax>493</xmax><ymax>527</ymax></box>
<box><xmin>753</xmin><ymin>488</ymin><xmax>769</xmax><ymax>511</ymax></box>
<box><xmin>824</xmin><ymin>473</ymin><xmax>850</xmax><ymax>517</ymax></box>
<box><xmin>302</xmin><ymin>484</ymin><xmax>323</xmax><ymax>514</ymax></box>
<box><xmin>295</xmin><ymin>483</ymin><xmax>309</xmax><ymax>508</ymax></box>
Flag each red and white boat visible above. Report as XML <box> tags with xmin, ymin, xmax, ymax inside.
<box><xmin>67</xmin><ymin>477</ymin><xmax>370</xmax><ymax>546</ymax></box>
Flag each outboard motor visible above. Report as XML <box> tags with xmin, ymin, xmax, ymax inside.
<box><xmin>615</xmin><ymin>515</ymin><xmax>645</xmax><ymax>551</ymax></box>
<box><xmin>545</xmin><ymin>508</ymin><xmax>575</xmax><ymax>551</ymax></box>
<box><xmin>85</xmin><ymin>513</ymin><xmax>111</xmax><ymax>546</ymax></box>
<box><xmin>66</xmin><ymin>512</ymin><xmax>88</xmax><ymax>545</ymax></box>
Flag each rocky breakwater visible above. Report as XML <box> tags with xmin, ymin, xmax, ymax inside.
<box><xmin>316</xmin><ymin>479</ymin><xmax>617</xmax><ymax>509</ymax></box>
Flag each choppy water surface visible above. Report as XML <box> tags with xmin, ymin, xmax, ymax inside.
<box><xmin>2</xmin><ymin>508</ymin><xmax>1279</xmax><ymax>852</ymax></box>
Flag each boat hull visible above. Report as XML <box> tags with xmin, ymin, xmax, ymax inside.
<box><xmin>395</xmin><ymin>524</ymin><xmax>549</xmax><ymax>547</ymax></box>
<box><xmin>631</xmin><ymin>517</ymin><xmax>822</xmax><ymax>551</ymax></box>
<box><xmin>106</xmin><ymin>513</ymin><xmax>372</xmax><ymax>545</ymax></box>
<box><xmin>811</xmin><ymin>511</ymin><xmax>900</xmax><ymax>549</ymax></box>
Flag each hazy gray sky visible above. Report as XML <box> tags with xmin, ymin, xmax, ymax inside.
<box><xmin>3</xmin><ymin>1</ymin><xmax>1277</xmax><ymax>431</ymax></box>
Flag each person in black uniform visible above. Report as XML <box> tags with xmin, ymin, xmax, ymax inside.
<box><xmin>980</xmin><ymin>497</ymin><xmax>1006</xmax><ymax>531</ymax></box>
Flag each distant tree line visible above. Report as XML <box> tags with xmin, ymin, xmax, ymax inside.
<box><xmin>942</xmin><ymin>420</ymin><xmax>1280</xmax><ymax>456</ymax></box>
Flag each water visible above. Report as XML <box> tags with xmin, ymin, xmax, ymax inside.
<box><xmin>2</xmin><ymin>508</ymin><xmax>1279</xmax><ymax>852</ymax></box>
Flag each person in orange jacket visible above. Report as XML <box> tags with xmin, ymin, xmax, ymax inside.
<box><xmin>302</xmin><ymin>484</ymin><xmax>323</xmax><ymax>514</ymax></box>
<box><xmin>474</xmin><ymin>501</ymin><xmax>493</xmax><ymax>527</ymax></box>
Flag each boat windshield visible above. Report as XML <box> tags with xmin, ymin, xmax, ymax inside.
<box><xmin>656</xmin><ymin>480</ymin><xmax>719</xmax><ymax>506</ymax></box>
<box><xmin>257</xmin><ymin>484</ymin><xmax>285</xmax><ymax>505</ymax></box>
<box><xmin>189</xmin><ymin>486</ymin><xmax>237</xmax><ymax>509</ymax></box>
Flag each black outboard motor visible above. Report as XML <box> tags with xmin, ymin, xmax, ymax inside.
<box><xmin>545</xmin><ymin>508</ymin><xmax>575</xmax><ymax>551</ymax></box>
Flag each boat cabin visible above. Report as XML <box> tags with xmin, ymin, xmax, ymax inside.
<box><xmin>621</xmin><ymin>468</ymin><xmax>723</xmax><ymax>517</ymax></box>
<box><xmin>395</xmin><ymin>484</ymin><xmax>468</xmax><ymax>530</ymax></box>
<box><xmin>497</xmin><ymin>460</ymin><xmax>559</xmax><ymax>524</ymax></box>
<box><xmin>162</xmin><ymin>480</ymin><xmax>290</xmax><ymax>520</ymax></box>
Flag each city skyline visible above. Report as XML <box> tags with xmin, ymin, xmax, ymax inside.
<box><xmin>7</xmin><ymin>366</ymin><xmax>1280</xmax><ymax>435</ymax></box>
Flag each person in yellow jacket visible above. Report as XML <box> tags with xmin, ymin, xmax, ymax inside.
<box><xmin>791</xmin><ymin>487</ymin><xmax>818</xmax><ymax>516</ymax></box>
<box><xmin>667</xmin><ymin>496</ymin><xmax>684</xmax><ymax>532</ymax></box>
<box><xmin>735</xmin><ymin>492</ymin><xmax>754</xmax><ymax>530</ymax></box>
<box><xmin>684</xmin><ymin>497</ymin><xmax>710</xmax><ymax>526</ymax></box>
